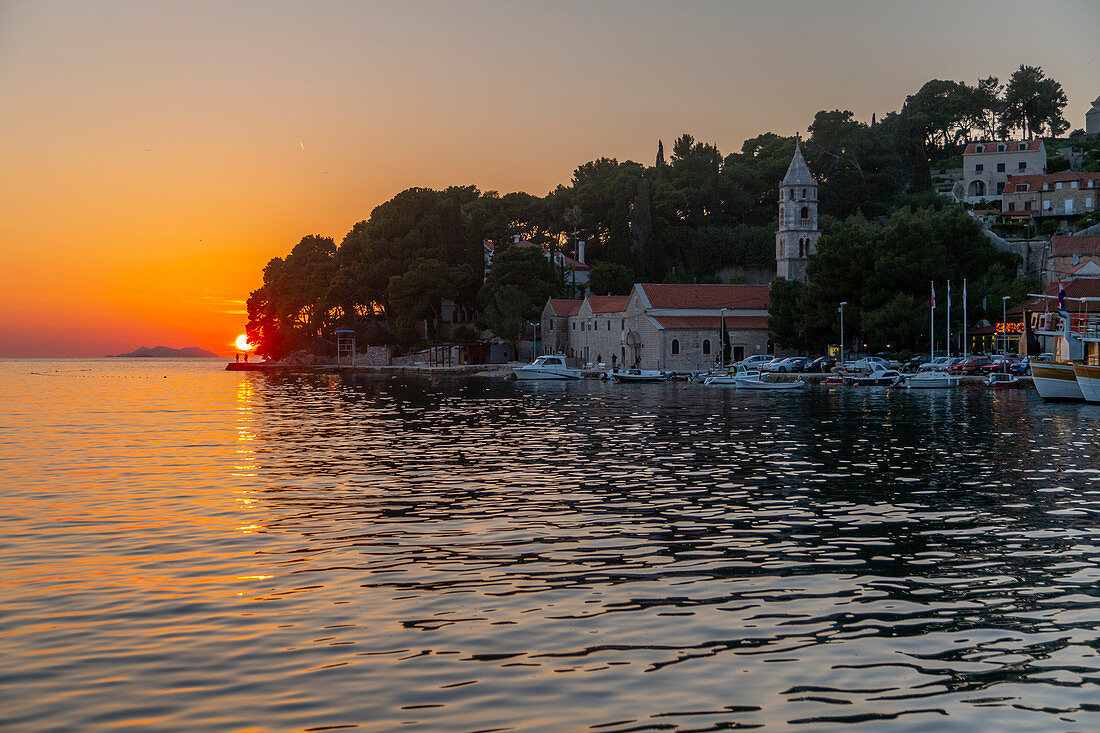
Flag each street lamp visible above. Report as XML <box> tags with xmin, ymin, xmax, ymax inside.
<box><xmin>1002</xmin><ymin>295</ymin><xmax>1011</xmax><ymax>354</ymax></box>
<box><xmin>838</xmin><ymin>302</ymin><xmax>848</xmax><ymax>367</ymax></box>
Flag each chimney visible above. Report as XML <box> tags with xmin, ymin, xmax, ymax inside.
<box><xmin>577</xmin><ymin>240</ymin><xmax>586</xmax><ymax>264</ymax></box>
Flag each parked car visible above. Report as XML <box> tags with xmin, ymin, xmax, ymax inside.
<box><xmin>903</xmin><ymin>356</ymin><xmax>931</xmax><ymax>372</ymax></box>
<box><xmin>736</xmin><ymin>354</ymin><xmax>773</xmax><ymax>369</ymax></box>
<box><xmin>760</xmin><ymin>357</ymin><xmax>789</xmax><ymax>373</ymax></box>
<box><xmin>847</xmin><ymin>356</ymin><xmax>888</xmax><ymax>373</ymax></box>
<box><xmin>805</xmin><ymin>356</ymin><xmax>836</xmax><ymax>373</ymax></box>
<box><xmin>947</xmin><ymin>356</ymin><xmax>993</xmax><ymax>375</ymax></box>
<box><xmin>980</xmin><ymin>356</ymin><xmax>1021</xmax><ymax>374</ymax></box>
<box><xmin>776</xmin><ymin>356</ymin><xmax>812</xmax><ymax>373</ymax></box>
<box><xmin>918</xmin><ymin>357</ymin><xmax>953</xmax><ymax>372</ymax></box>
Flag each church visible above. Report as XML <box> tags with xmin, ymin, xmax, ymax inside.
<box><xmin>775</xmin><ymin>136</ymin><xmax>820</xmax><ymax>283</ymax></box>
<box><xmin>538</xmin><ymin>139</ymin><xmax>818</xmax><ymax>368</ymax></box>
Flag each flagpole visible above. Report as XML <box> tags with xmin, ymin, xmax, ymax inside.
<box><xmin>946</xmin><ymin>280</ymin><xmax>951</xmax><ymax>360</ymax></box>
<box><xmin>963</xmin><ymin>278</ymin><xmax>968</xmax><ymax>358</ymax></box>
<box><xmin>931</xmin><ymin>281</ymin><xmax>935</xmax><ymax>362</ymax></box>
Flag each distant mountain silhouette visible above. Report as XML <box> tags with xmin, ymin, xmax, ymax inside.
<box><xmin>108</xmin><ymin>346</ymin><xmax>218</xmax><ymax>358</ymax></box>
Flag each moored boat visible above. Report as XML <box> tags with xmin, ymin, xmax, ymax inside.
<box><xmin>513</xmin><ymin>354</ymin><xmax>583</xmax><ymax>381</ymax></box>
<box><xmin>735</xmin><ymin>375</ymin><xmax>805</xmax><ymax>390</ymax></box>
<box><xmin>611</xmin><ymin>368</ymin><xmax>670</xmax><ymax>383</ymax></box>
<box><xmin>1031</xmin><ymin>362</ymin><xmax>1083</xmax><ymax>401</ymax></box>
<box><xmin>900</xmin><ymin>372</ymin><xmax>959</xmax><ymax>389</ymax></box>
<box><xmin>1071</xmin><ymin>364</ymin><xmax>1100</xmax><ymax>403</ymax></box>
<box><xmin>845</xmin><ymin>369</ymin><xmax>902</xmax><ymax>387</ymax></box>
<box><xmin>983</xmin><ymin>372</ymin><xmax>1020</xmax><ymax>389</ymax></box>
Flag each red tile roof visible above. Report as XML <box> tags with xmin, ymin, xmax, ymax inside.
<box><xmin>1051</xmin><ymin>235</ymin><xmax>1100</xmax><ymax>258</ymax></box>
<box><xmin>1024</xmin><ymin>278</ymin><xmax>1100</xmax><ymax>309</ymax></box>
<box><xmin>963</xmin><ymin>140</ymin><xmax>1043</xmax><ymax>155</ymax></box>
<box><xmin>1004</xmin><ymin>172</ymin><xmax>1100</xmax><ymax>192</ymax></box>
<box><xmin>586</xmin><ymin>295</ymin><xmax>629</xmax><ymax>313</ymax></box>
<box><xmin>651</xmin><ymin>316</ymin><xmax>769</xmax><ymax>331</ymax></box>
<box><xmin>547</xmin><ymin>298</ymin><xmax>582</xmax><ymax>317</ymax></box>
<box><xmin>638</xmin><ymin>283</ymin><xmax>770</xmax><ymax>310</ymax></box>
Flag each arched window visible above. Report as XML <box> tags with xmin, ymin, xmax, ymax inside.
<box><xmin>671</xmin><ymin>339</ymin><xmax>680</xmax><ymax>355</ymax></box>
<box><xmin>798</xmin><ymin>239</ymin><xmax>805</xmax><ymax>257</ymax></box>
<box><xmin>802</xmin><ymin>188</ymin><xmax>807</xmax><ymax>199</ymax></box>
<box><xmin>789</xmin><ymin>189</ymin><xmax>795</xmax><ymax>200</ymax></box>
<box><xmin>800</xmin><ymin>206</ymin><xmax>809</xmax><ymax>220</ymax></box>
<box><xmin>702</xmin><ymin>339</ymin><xmax>711</xmax><ymax>355</ymax></box>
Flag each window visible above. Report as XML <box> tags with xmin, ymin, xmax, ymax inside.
<box><xmin>608</xmin><ymin>320</ymin><xmax>612</xmax><ymax>330</ymax></box>
<box><xmin>1089</xmin><ymin>180</ymin><xmax>1095</xmax><ymax>188</ymax></box>
<box><xmin>798</xmin><ymin>238</ymin><xmax>805</xmax><ymax>257</ymax></box>
<box><xmin>789</xmin><ymin>189</ymin><xmax>795</xmax><ymax>200</ymax></box>
<box><xmin>548</xmin><ymin>320</ymin><xmax>553</xmax><ymax>331</ymax></box>
<box><xmin>1056</xmin><ymin>182</ymin><xmax>1063</xmax><ymax>190</ymax></box>
<box><xmin>997</xmin><ymin>144</ymin><xmax>1006</xmax><ymax>152</ymax></box>
<box><xmin>702</xmin><ymin>339</ymin><xmax>711</xmax><ymax>355</ymax></box>
<box><xmin>1008</xmin><ymin>203</ymin><xmax>1016</xmax><ymax>212</ymax></box>
<box><xmin>997</xmin><ymin>163</ymin><xmax>1005</xmax><ymax>173</ymax></box>
<box><xmin>671</xmin><ymin>339</ymin><xmax>680</xmax><ymax>355</ymax></box>
<box><xmin>800</xmin><ymin>206</ymin><xmax>809</xmax><ymax>220</ymax></box>
<box><xmin>621</xmin><ymin>318</ymin><xmax>625</xmax><ymax>330</ymax></box>
<box><xmin>976</xmin><ymin>145</ymin><xmax>985</xmax><ymax>153</ymax></box>
<box><xmin>1044</xmin><ymin>182</ymin><xmax>1051</xmax><ymax>191</ymax></box>
<box><xmin>802</xmin><ymin>188</ymin><xmax>807</xmax><ymax>199</ymax></box>
<box><xmin>1019</xmin><ymin>162</ymin><xmax>1027</xmax><ymax>170</ymax></box>
<box><xmin>572</xmin><ymin>322</ymin><xmax>576</xmax><ymax>330</ymax></box>
<box><xmin>1025</xmin><ymin>201</ymin><xmax>1032</xmax><ymax>211</ymax></box>
<box><xmin>975</xmin><ymin>164</ymin><xmax>984</xmax><ymax>173</ymax></box>
<box><xmin>996</xmin><ymin>181</ymin><xmax>1005</xmax><ymax>195</ymax></box>
<box><xmin>1019</xmin><ymin>143</ymin><xmax>1028</xmax><ymax>151</ymax></box>
<box><xmin>1071</xmin><ymin>181</ymin><xmax>1078</xmax><ymax>189</ymax></box>
<box><xmin>1015</xmin><ymin>184</ymin><xmax>1028</xmax><ymax>192</ymax></box>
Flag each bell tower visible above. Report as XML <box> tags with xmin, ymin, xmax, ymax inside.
<box><xmin>776</xmin><ymin>135</ymin><xmax>820</xmax><ymax>283</ymax></box>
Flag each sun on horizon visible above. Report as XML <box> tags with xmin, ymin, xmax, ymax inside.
<box><xmin>235</xmin><ymin>334</ymin><xmax>253</xmax><ymax>351</ymax></box>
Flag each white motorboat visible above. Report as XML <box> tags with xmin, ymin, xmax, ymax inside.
<box><xmin>900</xmin><ymin>372</ymin><xmax>959</xmax><ymax>389</ymax></box>
<box><xmin>1032</xmin><ymin>362</ymin><xmax>1083</xmax><ymax>401</ymax></box>
<box><xmin>984</xmin><ymin>372</ymin><xmax>1020</xmax><ymax>389</ymax></box>
<box><xmin>845</xmin><ymin>369</ymin><xmax>903</xmax><ymax>387</ymax></box>
<box><xmin>513</xmin><ymin>354</ymin><xmax>583</xmax><ymax>381</ymax></box>
<box><xmin>611</xmin><ymin>368</ymin><xmax>670</xmax><ymax>383</ymax></box>
<box><xmin>704</xmin><ymin>366</ymin><xmax>759</xmax><ymax>386</ymax></box>
<box><xmin>736</xmin><ymin>375</ymin><xmax>805</xmax><ymax>390</ymax></box>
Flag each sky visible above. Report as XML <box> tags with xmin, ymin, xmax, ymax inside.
<box><xmin>1</xmin><ymin>0</ymin><xmax>1097</xmax><ymax>356</ymax></box>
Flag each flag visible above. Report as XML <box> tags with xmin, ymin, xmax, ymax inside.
<box><xmin>1058</xmin><ymin>281</ymin><xmax>1067</xmax><ymax>313</ymax></box>
<box><xmin>931</xmin><ymin>282</ymin><xmax>936</xmax><ymax>309</ymax></box>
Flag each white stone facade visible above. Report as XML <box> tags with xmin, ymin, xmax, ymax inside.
<box><xmin>959</xmin><ymin>140</ymin><xmax>1047</xmax><ymax>202</ymax></box>
<box><xmin>776</xmin><ymin>140</ymin><xmax>819</xmax><ymax>283</ymax></box>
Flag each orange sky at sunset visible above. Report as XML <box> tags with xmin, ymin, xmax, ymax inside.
<box><xmin>1</xmin><ymin>0</ymin><xmax>1097</xmax><ymax>356</ymax></box>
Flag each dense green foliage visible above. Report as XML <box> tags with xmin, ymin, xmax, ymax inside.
<box><xmin>768</xmin><ymin>208</ymin><xmax>1036</xmax><ymax>354</ymax></box>
<box><xmin>246</xmin><ymin>66</ymin><xmax>1068</xmax><ymax>360</ymax></box>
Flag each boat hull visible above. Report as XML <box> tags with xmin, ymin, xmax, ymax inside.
<box><xmin>1072</xmin><ymin>364</ymin><xmax>1100</xmax><ymax>403</ymax></box>
<box><xmin>1031</xmin><ymin>363</ymin><xmax>1084</xmax><ymax>402</ymax></box>
<box><xmin>513</xmin><ymin>368</ymin><xmax>581</xmax><ymax>381</ymax></box>
<box><xmin>736</xmin><ymin>378</ymin><xmax>804</xmax><ymax>390</ymax></box>
<box><xmin>901</xmin><ymin>374</ymin><xmax>959</xmax><ymax>389</ymax></box>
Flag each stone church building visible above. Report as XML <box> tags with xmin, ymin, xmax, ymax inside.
<box><xmin>775</xmin><ymin>137</ymin><xmax>819</xmax><ymax>283</ymax></box>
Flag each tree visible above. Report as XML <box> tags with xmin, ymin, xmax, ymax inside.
<box><xmin>1003</xmin><ymin>65</ymin><xmax>1069</xmax><ymax>139</ymax></box>
<box><xmin>478</xmin><ymin>245</ymin><xmax>561</xmax><ymax>350</ymax></box>
<box><xmin>587</xmin><ymin>262</ymin><xmax>635</xmax><ymax>296</ymax></box>
<box><xmin>387</xmin><ymin>258</ymin><xmax>474</xmax><ymax>343</ymax></box>
<box><xmin>245</xmin><ymin>235</ymin><xmax>338</xmax><ymax>359</ymax></box>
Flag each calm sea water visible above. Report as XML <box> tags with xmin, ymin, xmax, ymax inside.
<box><xmin>4</xmin><ymin>359</ymin><xmax>1100</xmax><ymax>732</ymax></box>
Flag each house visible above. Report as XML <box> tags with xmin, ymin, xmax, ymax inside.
<box><xmin>540</xmin><ymin>298</ymin><xmax>581</xmax><ymax>356</ymax></box>
<box><xmin>546</xmin><ymin>283</ymin><xmax>770</xmax><ymax>371</ymax></box>
<box><xmin>958</xmin><ymin>140</ymin><xmax>1046</xmax><ymax>202</ymax></box>
<box><xmin>1001</xmin><ymin>172</ymin><xmax>1100</xmax><ymax>218</ymax></box>
<box><xmin>484</xmin><ymin>237</ymin><xmax>590</xmax><ymax>291</ymax></box>
<box><xmin>1087</xmin><ymin>94</ymin><xmax>1100</xmax><ymax>137</ymax></box>
<box><xmin>1048</xmin><ymin>235</ymin><xmax>1100</xmax><ymax>283</ymax></box>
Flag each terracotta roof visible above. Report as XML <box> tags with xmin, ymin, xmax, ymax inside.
<box><xmin>1051</xmin><ymin>235</ymin><xmax>1100</xmax><ymax>258</ymax></box>
<box><xmin>1004</xmin><ymin>172</ymin><xmax>1100</xmax><ymax>191</ymax></box>
<box><xmin>651</xmin><ymin>316</ymin><xmax>769</xmax><ymax>331</ymax></box>
<box><xmin>547</xmin><ymin>298</ymin><xmax>581</xmax><ymax>317</ymax></box>
<box><xmin>585</xmin><ymin>295</ymin><xmax>629</xmax><ymax>313</ymax></box>
<box><xmin>1067</xmin><ymin>260</ymin><xmax>1100</xmax><ymax>275</ymax></box>
<box><xmin>638</xmin><ymin>283</ymin><xmax>770</xmax><ymax>310</ymax></box>
<box><xmin>1023</xmin><ymin>278</ymin><xmax>1100</xmax><ymax>309</ymax></box>
<box><xmin>963</xmin><ymin>140</ymin><xmax>1043</xmax><ymax>155</ymax></box>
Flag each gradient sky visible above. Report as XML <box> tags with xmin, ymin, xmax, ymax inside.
<box><xmin>1</xmin><ymin>0</ymin><xmax>1097</xmax><ymax>356</ymax></box>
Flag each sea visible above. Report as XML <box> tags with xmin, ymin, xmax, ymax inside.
<box><xmin>4</xmin><ymin>358</ymin><xmax>1100</xmax><ymax>732</ymax></box>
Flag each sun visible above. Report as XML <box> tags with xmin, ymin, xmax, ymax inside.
<box><xmin>235</xmin><ymin>334</ymin><xmax>253</xmax><ymax>351</ymax></box>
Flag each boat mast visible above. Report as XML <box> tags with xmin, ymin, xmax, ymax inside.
<box><xmin>930</xmin><ymin>281</ymin><xmax>935</xmax><ymax>362</ymax></box>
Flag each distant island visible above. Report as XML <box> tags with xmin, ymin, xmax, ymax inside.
<box><xmin>108</xmin><ymin>346</ymin><xmax>218</xmax><ymax>358</ymax></box>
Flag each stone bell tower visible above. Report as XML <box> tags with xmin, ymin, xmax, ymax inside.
<box><xmin>776</xmin><ymin>135</ymin><xmax>820</xmax><ymax>283</ymax></box>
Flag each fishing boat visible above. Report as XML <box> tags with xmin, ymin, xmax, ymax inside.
<box><xmin>611</xmin><ymin>368</ymin><xmax>671</xmax><ymax>383</ymax></box>
<box><xmin>513</xmin><ymin>354</ymin><xmax>583</xmax><ymax>381</ymax></box>
<box><xmin>900</xmin><ymin>372</ymin><xmax>959</xmax><ymax>389</ymax></box>
<box><xmin>736</xmin><ymin>375</ymin><xmax>805</xmax><ymax>390</ymax></box>
<box><xmin>983</xmin><ymin>372</ymin><xmax>1020</xmax><ymax>389</ymax></box>
<box><xmin>1029</xmin><ymin>295</ymin><xmax>1086</xmax><ymax>402</ymax></box>
<box><xmin>845</xmin><ymin>369</ymin><xmax>903</xmax><ymax>387</ymax></box>
<box><xmin>703</xmin><ymin>366</ymin><xmax>759</xmax><ymax>386</ymax></box>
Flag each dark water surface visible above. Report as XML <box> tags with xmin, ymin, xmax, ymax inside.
<box><xmin>4</xmin><ymin>359</ymin><xmax>1100</xmax><ymax>731</ymax></box>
